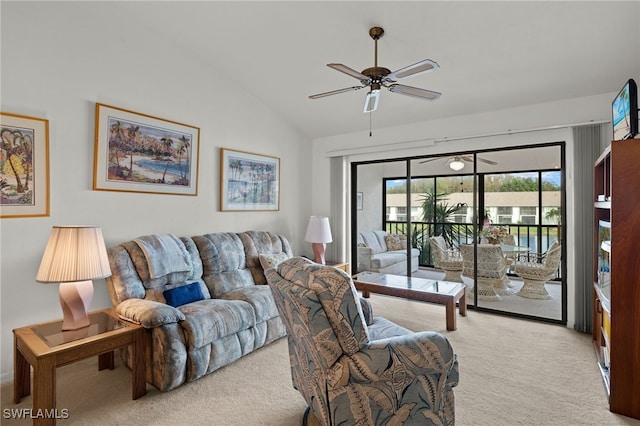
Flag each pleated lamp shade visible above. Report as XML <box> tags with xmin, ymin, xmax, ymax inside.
<box><xmin>37</xmin><ymin>226</ymin><xmax>111</xmax><ymax>283</ymax></box>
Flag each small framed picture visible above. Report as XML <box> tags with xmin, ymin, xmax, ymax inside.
<box><xmin>220</xmin><ymin>148</ymin><xmax>280</xmax><ymax>211</ymax></box>
<box><xmin>357</xmin><ymin>192</ymin><xmax>363</xmax><ymax>210</ymax></box>
<box><xmin>93</xmin><ymin>103</ymin><xmax>200</xmax><ymax>196</ymax></box>
<box><xmin>1</xmin><ymin>112</ymin><xmax>50</xmax><ymax>218</ymax></box>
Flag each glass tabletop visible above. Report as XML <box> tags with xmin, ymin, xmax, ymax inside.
<box><xmin>354</xmin><ymin>272</ymin><xmax>464</xmax><ymax>295</ymax></box>
<box><xmin>32</xmin><ymin>311</ymin><xmax>125</xmax><ymax>347</ymax></box>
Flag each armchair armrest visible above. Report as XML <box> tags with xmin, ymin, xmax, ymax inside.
<box><xmin>116</xmin><ymin>298</ymin><xmax>185</xmax><ymax>328</ymax></box>
<box><xmin>515</xmin><ymin>252</ymin><xmax>544</xmax><ymax>264</ymax></box>
<box><xmin>328</xmin><ymin>331</ymin><xmax>458</xmax><ymax>390</ymax></box>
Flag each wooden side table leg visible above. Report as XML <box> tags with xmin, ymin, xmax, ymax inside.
<box><xmin>13</xmin><ymin>339</ymin><xmax>30</xmax><ymax>403</ymax></box>
<box><xmin>33</xmin><ymin>357</ymin><xmax>56</xmax><ymax>426</ymax></box>
<box><xmin>98</xmin><ymin>351</ymin><xmax>115</xmax><ymax>370</ymax></box>
<box><xmin>131</xmin><ymin>328</ymin><xmax>146</xmax><ymax>400</ymax></box>
<box><xmin>445</xmin><ymin>297</ymin><xmax>456</xmax><ymax>331</ymax></box>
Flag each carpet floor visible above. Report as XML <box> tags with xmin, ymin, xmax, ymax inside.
<box><xmin>2</xmin><ymin>296</ymin><xmax>639</xmax><ymax>425</ymax></box>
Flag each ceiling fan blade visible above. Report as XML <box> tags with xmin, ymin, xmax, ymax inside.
<box><xmin>477</xmin><ymin>157</ymin><xmax>498</xmax><ymax>165</ymax></box>
<box><xmin>388</xmin><ymin>84</ymin><xmax>441</xmax><ymax>101</ymax></box>
<box><xmin>419</xmin><ymin>157</ymin><xmax>442</xmax><ymax>164</ymax></box>
<box><xmin>309</xmin><ymin>86</ymin><xmax>366</xmax><ymax>99</ymax></box>
<box><xmin>461</xmin><ymin>155</ymin><xmax>474</xmax><ymax>163</ymax></box>
<box><xmin>327</xmin><ymin>63</ymin><xmax>370</xmax><ymax>82</ymax></box>
<box><xmin>386</xmin><ymin>59</ymin><xmax>439</xmax><ymax>82</ymax></box>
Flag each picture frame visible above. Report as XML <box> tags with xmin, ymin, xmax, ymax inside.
<box><xmin>1</xmin><ymin>112</ymin><xmax>50</xmax><ymax>218</ymax></box>
<box><xmin>220</xmin><ymin>148</ymin><xmax>280</xmax><ymax>211</ymax></box>
<box><xmin>357</xmin><ymin>192</ymin><xmax>363</xmax><ymax>210</ymax></box>
<box><xmin>93</xmin><ymin>103</ymin><xmax>200</xmax><ymax>196</ymax></box>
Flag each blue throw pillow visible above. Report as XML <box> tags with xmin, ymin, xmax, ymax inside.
<box><xmin>163</xmin><ymin>282</ymin><xmax>205</xmax><ymax>307</ymax></box>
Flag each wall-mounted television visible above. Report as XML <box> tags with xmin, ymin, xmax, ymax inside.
<box><xmin>612</xmin><ymin>78</ymin><xmax>638</xmax><ymax>141</ymax></box>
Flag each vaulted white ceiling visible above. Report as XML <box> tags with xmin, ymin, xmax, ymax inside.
<box><xmin>122</xmin><ymin>1</ymin><xmax>640</xmax><ymax>140</ymax></box>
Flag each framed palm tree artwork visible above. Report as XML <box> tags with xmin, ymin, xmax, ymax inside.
<box><xmin>220</xmin><ymin>148</ymin><xmax>280</xmax><ymax>211</ymax></box>
<box><xmin>1</xmin><ymin>112</ymin><xmax>50</xmax><ymax>218</ymax></box>
<box><xmin>93</xmin><ymin>103</ymin><xmax>200</xmax><ymax>196</ymax></box>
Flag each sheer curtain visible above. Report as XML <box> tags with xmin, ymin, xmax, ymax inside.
<box><xmin>572</xmin><ymin>124</ymin><xmax>606</xmax><ymax>333</ymax></box>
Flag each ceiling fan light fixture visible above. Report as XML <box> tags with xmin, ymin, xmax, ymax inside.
<box><xmin>363</xmin><ymin>89</ymin><xmax>380</xmax><ymax>113</ymax></box>
<box><xmin>449</xmin><ymin>159</ymin><xmax>465</xmax><ymax>171</ymax></box>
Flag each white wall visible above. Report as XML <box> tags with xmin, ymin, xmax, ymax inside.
<box><xmin>0</xmin><ymin>3</ymin><xmax>312</xmax><ymax>380</ymax></box>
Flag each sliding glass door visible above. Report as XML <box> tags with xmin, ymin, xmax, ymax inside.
<box><xmin>353</xmin><ymin>143</ymin><xmax>566</xmax><ymax>324</ymax></box>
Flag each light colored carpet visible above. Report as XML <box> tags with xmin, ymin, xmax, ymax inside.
<box><xmin>2</xmin><ymin>296</ymin><xmax>639</xmax><ymax>426</ymax></box>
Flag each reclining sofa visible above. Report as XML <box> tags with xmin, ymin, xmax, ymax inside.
<box><xmin>106</xmin><ymin>230</ymin><xmax>291</xmax><ymax>391</ymax></box>
<box><xmin>357</xmin><ymin>230</ymin><xmax>420</xmax><ymax>274</ymax></box>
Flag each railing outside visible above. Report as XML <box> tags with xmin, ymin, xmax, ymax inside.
<box><xmin>385</xmin><ymin>220</ymin><xmax>561</xmax><ymax>277</ymax></box>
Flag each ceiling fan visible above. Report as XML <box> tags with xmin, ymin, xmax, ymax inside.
<box><xmin>309</xmin><ymin>27</ymin><xmax>441</xmax><ymax>113</ymax></box>
<box><xmin>420</xmin><ymin>155</ymin><xmax>498</xmax><ymax>171</ymax></box>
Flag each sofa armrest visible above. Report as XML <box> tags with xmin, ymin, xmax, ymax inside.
<box><xmin>328</xmin><ymin>331</ymin><xmax>458</xmax><ymax>390</ymax></box>
<box><xmin>116</xmin><ymin>298</ymin><xmax>186</xmax><ymax>328</ymax></box>
<box><xmin>357</xmin><ymin>246</ymin><xmax>373</xmax><ymax>269</ymax></box>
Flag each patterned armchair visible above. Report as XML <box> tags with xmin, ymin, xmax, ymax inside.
<box><xmin>429</xmin><ymin>236</ymin><xmax>464</xmax><ymax>282</ymax></box>
<box><xmin>266</xmin><ymin>257</ymin><xmax>458</xmax><ymax>426</ymax></box>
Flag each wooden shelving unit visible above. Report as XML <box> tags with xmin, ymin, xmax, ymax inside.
<box><xmin>592</xmin><ymin>138</ymin><xmax>640</xmax><ymax>420</ymax></box>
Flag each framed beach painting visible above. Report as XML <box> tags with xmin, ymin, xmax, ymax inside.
<box><xmin>1</xmin><ymin>112</ymin><xmax>50</xmax><ymax>218</ymax></box>
<box><xmin>220</xmin><ymin>148</ymin><xmax>280</xmax><ymax>211</ymax></box>
<box><xmin>93</xmin><ymin>103</ymin><xmax>200</xmax><ymax>196</ymax></box>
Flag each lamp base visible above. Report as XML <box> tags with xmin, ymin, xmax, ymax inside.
<box><xmin>311</xmin><ymin>243</ymin><xmax>326</xmax><ymax>265</ymax></box>
<box><xmin>59</xmin><ymin>280</ymin><xmax>94</xmax><ymax>330</ymax></box>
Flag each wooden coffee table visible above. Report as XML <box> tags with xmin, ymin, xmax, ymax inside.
<box><xmin>353</xmin><ymin>272</ymin><xmax>467</xmax><ymax>331</ymax></box>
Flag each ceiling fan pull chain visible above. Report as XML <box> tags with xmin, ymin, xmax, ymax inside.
<box><xmin>369</xmin><ymin>111</ymin><xmax>373</xmax><ymax>137</ymax></box>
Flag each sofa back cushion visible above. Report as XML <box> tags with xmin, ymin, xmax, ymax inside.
<box><xmin>106</xmin><ymin>235</ymin><xmax>207</xmax><ymax>305</ymax></box>
<box><xmin>240</xmin><ymin>231</ymin><xmax>293</xmax><ymax>285</ymax></box>
<box><xmin>193</xmin><ymin>232</ymin><xmax>256</xmax><ymax>298</ymax></box>
<box><xmin>359</xmin><ymin>230</ymin><xmax>388</xmax><ymax>254</ymax></box>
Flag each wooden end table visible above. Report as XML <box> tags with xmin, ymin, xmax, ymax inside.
<box><xmin>13</xmin><ymin>308</ymin><xmax>146</xmax><ymax>425</ymax></box>
<box><xmin>353</xmin><ymin>272</ymin><xmax>467</xmax><ymax>331</ymax></box>
<box><xmin>325</xmin><ymin>261</ymin><xmax>349</xmax><ymax>273</ymax></box>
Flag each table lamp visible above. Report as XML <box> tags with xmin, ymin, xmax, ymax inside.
<box><xmin>36</xmin><ymin>226</ymin><xmax>112</xmax><ymax>330</ymax></box>
<box><xmin>304</xmin><ymin>216</ymin><xmax>332</xmax><ymax>265</ymax></box>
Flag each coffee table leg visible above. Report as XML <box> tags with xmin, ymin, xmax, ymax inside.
<box><xmin>459</xmin><ymin>289</ymin><xmax>467</xmax><ymax>317</ymax></box>
<box><xmin>362</xmin><ymin>290</ymin><xmax>370</xmax><ymax>298</ymax></box>
<box><xmin>445</xmin><ymin>298</ymin><xmax>456</xmax><ymax>331</ymax></box>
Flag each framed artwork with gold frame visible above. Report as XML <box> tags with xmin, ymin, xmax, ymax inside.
<box><xmin>220</xmin><ymin>148</ymin><xmax>280</xmax><ymax>211</ymax></box>
<box><xmin>93</xmin><ymin>103</ymin><xmax>200</xmax><ymax>196</ymax></box>
<box><xmin>1</xmin><ymin>112</ymin><xmax>50</xmax><ymax>218</ymax></box>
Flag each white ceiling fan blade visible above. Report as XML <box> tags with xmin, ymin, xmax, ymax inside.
<box><xmin>388</xmin><ymin>84</ymin><xmax>441</xmax><ymax>101</ymax></box>
<box><xmin>477</xmin><ymin>156</ymin><xmax>498</xmax><ymax>165</ymax></box>
<box><xmin>327</xmin><ymin>63</ymin><xmax>370</xmax><ymax>83</ymax></box>
<box><xmin>419</xmin><ymin>157</ymin><xmax>441</xmax><ymax>164</ymax></box>
<box><xmin>309</xmin><ymin>85</ymin><xmax>366</xmax><ymax>99</ymax></box>
<box><xmin>386</xmin><ymin>59</ymin><xmax>439</xmax><ymax>82</ymax></box>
